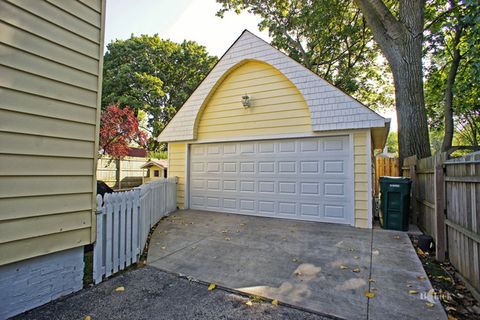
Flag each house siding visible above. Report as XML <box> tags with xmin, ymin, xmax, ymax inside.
<box><xmin>0</xmin><ymin>0</ymin><xmax>105</xmax><ymax>265</ymax></box>
<box><xmin>197</xmin><ymin>61</ymin><xmax>311</xmax><ymax>141</ymax></box>
<box><xmin>354</xmin><ymin>130</ymin><xmax>370</xmax><ymax>228</ymax></box>
<box><xmin>168</xmin><ymin>143</ymin><xmax>186</xmax><ymax>209</ymax></box>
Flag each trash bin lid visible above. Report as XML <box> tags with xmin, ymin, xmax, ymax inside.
<box><xmin>379</xmin><ymin>176</ymin><xmax>411</xmax><ymax>184</ymax></box>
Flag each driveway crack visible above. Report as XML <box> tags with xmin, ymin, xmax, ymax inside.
<box><xmin>148</xmin><ymin>236</ymin><xmax>211</xmax><ymax>264</ymax></box>
<box><xmin>366</xmin><ymin>227</ymin><xmax>375</xmax><ymax>320</ymax></box>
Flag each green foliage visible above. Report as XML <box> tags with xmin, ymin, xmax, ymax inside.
<box><xmin>149</xmin><ymin>150</ymin><xmax>168</xmax><ymax>159</ymax></box>
<box><xmin>102</xmin><ymin>35</ymin><xmax>218</xmax><ymax>149</ymax></box>
<box><xmin>424</xmin><ymin>0</ymin><xmax>480</xmax><ymax>147</ymax></box>
<box><xmin>429</xmin><ymin>130</ymin><xmax>444</xmax><ymax>155</ymax></box>
<box><xmin>386</xmin><ymin>131</ymin><xmax>398</xmax><ymax>155</ymax></box>
<box><xmin>216</xmin><ymin>0</ymin><xmax>394</xmax><ymax>110</ymax></box>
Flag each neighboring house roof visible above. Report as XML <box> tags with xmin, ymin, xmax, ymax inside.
<box><xmin>158</xmin><ymin>30</ymin><xmax>388</xmax><ymax>143</ymax></box>
<box><xmin>127</xmin><ymin>148</ymin><xmax>148</xmax><ymax>157</ymax></box>
<box><xmin>141</xmin><ymin>159</ymin><xmax>168</xmax><ymax>169</ymax></box>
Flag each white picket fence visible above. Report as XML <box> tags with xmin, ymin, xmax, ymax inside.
<box><xmin>93</xmin><ymin>178</ymin><xmax>177</xmax><ymax>284</ymax></box>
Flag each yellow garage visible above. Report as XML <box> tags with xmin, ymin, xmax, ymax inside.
<box><xmin>159</xmin><ymin>30</ymin><xmax>389</xmax><ymax>228</ymax></box>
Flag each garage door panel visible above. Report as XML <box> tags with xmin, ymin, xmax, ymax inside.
<box><xmin>190</xmin><ymin>136</ymin><xmax>353</xmax><ymax>224</ymax></box>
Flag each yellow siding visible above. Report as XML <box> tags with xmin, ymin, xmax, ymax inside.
<box><xmin>0</xmin><ymin>0</ymin><xmax>105</xmax><ymax>265</ymax></box>
<box><xmin>170</xmin><ymin>60</ymin><xmax>373</xmax><ymax>227</ymax></box>
<box><xmin>168</xmin><ymin>143</ymin><xmax>186</xmax><ymax>209</ymax></box>
<box><xmin>354</xmin><ymin>130</ymin><xmax>370</xmax><ymax>228</ymax></box>
<box><xmin>196</xmin><ymin>61</ymin><xmax>312</xmax><ymax>140</ymax></box>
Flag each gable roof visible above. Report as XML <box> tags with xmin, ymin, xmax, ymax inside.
<box><xmin>158</xmin><ymin>30</ymin><xmax>387</xmax><ymax>142</ymax></box>
<box><xmin>141</xmin><ymin>159</ymin><xmax>168</xmax><ymax>169</ymax></box>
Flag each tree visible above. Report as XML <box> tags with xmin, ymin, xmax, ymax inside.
<box><xmin>424</xmin><ymin>0</ymin><xmax>480</xmax><ymax>151</ymax></box>
<box><xmin>217</xmin><ymin>0</ymin><xmax>431</xmax><ymax>163</ymax></box>
<box><xmin>386</xmin><ymin>131</ymin><xmax>398</xmax><ymax>155</ymax></box>
<box><xmin>351</xmin><ymin>0</ymin><xmax>431</xmax><ymax>163</ymax></box>
<box><xmin>217</xmin><ymin>0</ymin><xmax>394</xmax><ymax>109</ymax></box>
<box><xmin>102</xmin><ymin>35</ymin><xmax>217</xmax><ymax>149</ymax></box>
<box><xmin>99</xmin><ymin>104</ymin><xmax>148</xmax><ymax>158</ymax></box>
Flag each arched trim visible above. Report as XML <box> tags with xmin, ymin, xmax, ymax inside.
<box><xmin>192</xmin><ymin>59</ymin><xmax>310</xmax><ymax>140</ymax></box>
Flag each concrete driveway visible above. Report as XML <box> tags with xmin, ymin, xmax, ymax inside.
<box><xmin>148</xmin><ymin>210</ymin><xmax>447</xmax><ymax>320</ymax></box>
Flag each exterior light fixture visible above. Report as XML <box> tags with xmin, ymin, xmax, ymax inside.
<box><xmin>241</xmin><ymin>94</ymin><xmax>251</xmax><ymax>108</ymax></box>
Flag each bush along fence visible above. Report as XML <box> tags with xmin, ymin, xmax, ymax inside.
<box><xmin>93</xmin><ymin>178</ymin><xmax>178</xmax><ymax>284</ymax></box>
<box><xmin>402</xmin><ymin>152</ymin><xmax>480</xmax><ymax>299</ymax></box>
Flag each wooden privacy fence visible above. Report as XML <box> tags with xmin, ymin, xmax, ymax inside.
<box><xmin>402</xmin><ymin>152</ymin><xmax>480</xmax><ymax>298</ymax></box>
<box><xmin>375</xmin><ymin>156</ymin><xmax>400</xmax><ymax>194</ymax></box>
<box><xmin>97</xmin><ymin>156</ymin><xmax>163</xmax><ymax>189</ymax></box>
<box><xmin>93</xmin><ymin>178</ymin><xmax>177</xmax><ymax>284</ymax></box>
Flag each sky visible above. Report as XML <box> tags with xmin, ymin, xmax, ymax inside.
<box><xmin>105</xmin><ymin>0</ymin><xmax>397</xmax><ymax>131</ymax></box>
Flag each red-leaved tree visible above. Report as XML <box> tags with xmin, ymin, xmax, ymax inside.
<box><xmin>99</xmin><ymin>104</ymin><xmax>148</xmax><ymax>158</ymax></box>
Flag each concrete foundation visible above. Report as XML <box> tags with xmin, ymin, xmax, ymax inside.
<box><xmin>0</xmin><ymin>247</ymin><xmax>84</xmax><ymax>319</ymax></box>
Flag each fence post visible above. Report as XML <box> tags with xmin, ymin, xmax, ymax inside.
<box><xmin>93</xmin><ymin>194</ymin><xmax>104</xmax><ymax>284</ymax></box>
<box><xmin>434</xmin><ymin>153</ymin><xmax>446</xmax><ymax>261</ymax></box>
<box><xmin>408</xmin><ymin>156</ymin><xmax>418</xmax><ymax>225</ymax></box>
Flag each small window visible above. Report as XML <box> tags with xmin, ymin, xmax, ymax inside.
<box><xmin>154</xmin><ymin>170</ymin><xmax>160</xmax><ymax>177</ymax></box>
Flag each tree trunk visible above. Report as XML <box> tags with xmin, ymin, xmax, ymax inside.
<box><xmin>441</xmin><ymin>23</ymin><xmax>463</xmax><ymax>152</ymax></box>
<box><xmin>354</xmin><ymin>0</ymin><xmax>431</xmax><ymax>163</ymax></box>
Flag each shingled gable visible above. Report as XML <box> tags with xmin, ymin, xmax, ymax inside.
<box><xmin>158</xmin><ymin>30</ymin><xmax>387</xmax><ymax>142</ymax></box>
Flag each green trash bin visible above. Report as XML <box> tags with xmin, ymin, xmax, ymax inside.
<box><xmin>379</xmin><ymin>176</ymin><xmax>412</xmax><ymax>231</ymax></box>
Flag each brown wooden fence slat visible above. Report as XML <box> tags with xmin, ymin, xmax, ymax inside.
<box><xmin>403</xmin><ymin>152</ymin><xmax>479</xmax><ymax>298</ymax></box>
<box><xmin>374</xmin><ymin>156</ymin><xmax>400</xmax><ymax>194</ymax></box>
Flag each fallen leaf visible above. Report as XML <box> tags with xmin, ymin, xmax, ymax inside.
<box><xmin>294</xmin><ymin>271</ymin><xmax>302</xmax><ymax>276</ymax></box>
<box><xmin>224</xmin><ymin>237</ymin><xmax>231</xmax><ymax>241</ymax></box>
<box><xmin>340</xmin><ymin>265</ymin><xmax>349</xmax><ymax>270</ymax></box>
<box><xmin>85</xmin><ymin>316</ymin><xmax>91</xmax><ymax>320</ymax></box>
<box><xmin>416</xmin><ymin>248</ymin><xmax>425</xmax><ymax>256</ymax></box>
<box><xmin>417</xmin><ymin>275</ymin><xmax>427</xmax><ymax>281</ymax></box>
<box><xmin>161</xmin><ymin>246</ymin><xmax>166</xmax><ymax>250</ymax></box>
<box><xmin>282</xmin><ymin>238</ymin><xmax>287</xmax><ymax>241</ymax></box>
<box><xmin>353</xmin><ymin>256</ymin><xmax>360</xmax><ymax>260</ymax></box>
<box><xmin>221</xmin><ymin>230</ymin><xmax>228</xmax><ymax>234</ymax></box>
<box><xmin>115</xmin><ymin>286</ymin><xmax>125</xmax><ymax>292</ymax></box>
<box><xmin>447</xmin><ymin>315</ymin><xmax>458</xmax><ymax>320</ymax></box>
<box><xmin>292</xmin><ymin>258</ymin><xmax>298</xmax><ymax>262</ymax></box>
<box><xmin>409</xmin><ymin>290</ymin><xmax>418</xmax><ymax>294</ymax></box>
<box><xmin>208</xmin><ymin>283</ymin><xmax>216</xmax><ymax>291</ymax></box>
<box><xmin>272</xmin><ymin>299</ymin><xmax>279</xmax><ymax>306</ymax></box>
<box><xmin>364</xmin><ymin>291</ymin><xmax>375</xmax><ymax>298</ymax></box>
<box><xmin>240</xmin><ymin>223</ymin><xmax>246</xmax><ymax>227</ymax></box>
<box><xmin>368</xmin><ymin>278</ymin><xmax>376</xmax><ymax>283</ymax></box>
<box><xmin>372</xmin><ymin>250</ymin><xmax>380</xmax><ymax>256</ymax></box>
<box><xmin>246</xmin><ymin>300</ymin><xmax>253</xmax><ymax>306</ymax></box>
<box><xmin>425</xmin><ymin>302</ymin><xmax>435</xmax><ymax>308</ymax></box>
<box><xmin>352</xmin><ymin>268</ymin><xmax>361</xmax><ymax>273</ymax></box>
<box><xmin>348</xmin><ymin>248</ymin><xmax>355</xmax><ymax>252</ymax></box>
<box><xmin>393</xmin><ymin>235</ymin><xmax>401</xmax><ymax>240</ymax></box>
<box><xmin>407</xmin><ymin>284</ymin><xmax>413</xmax><ymax>288</ymax></box>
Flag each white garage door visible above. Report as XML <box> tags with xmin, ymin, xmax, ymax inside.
<box><xmin>189</xmin><ymin>136</ymin><xmax>354</xmax><ymax>224</ymax></box>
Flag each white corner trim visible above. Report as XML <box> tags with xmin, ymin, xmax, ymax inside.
<box><xmin>184</xmin><ymin>143</ymin><xmax>190</xmax><ymax>209</ymax></box>
<box><xmin>349</xmin><ymin>133</ymin><xmax>355</xmax><ymax>227</ymax></box>
<box><xmin>366</xmin><ymin>129</ymin><xmax>373</xmax><ymax>229</ymax></box>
